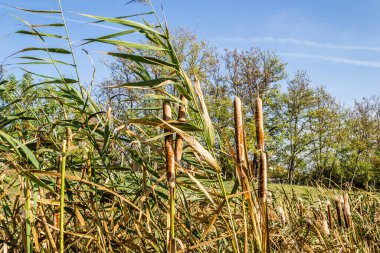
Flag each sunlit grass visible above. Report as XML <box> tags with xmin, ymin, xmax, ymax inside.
<box><xmin>0</xmin><ymin>1</ymin><xmax>378</xmax><ymax>252</ymax></box>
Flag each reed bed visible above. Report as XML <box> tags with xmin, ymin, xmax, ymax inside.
<box><xmin>0</xmin><ymin>2</ymin><xmax>379</xmax><ymax>252</ymax></box>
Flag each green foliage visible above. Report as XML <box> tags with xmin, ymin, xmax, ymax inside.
<box><xmin>0</xmin><ymin>1</ymin><xmax>379</xmax><ymax>252</ymax></box>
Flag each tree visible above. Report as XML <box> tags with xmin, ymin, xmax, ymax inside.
<box><xmin>96</xmin><ymin>28</ymin><xmax>219</xmax><ymax>120</ymax></box>
<box><xmin>307</xmin><ymin>87</ymin><xmax>342</xmax><ymax>184</ymax></box>
<box><xmin>223</xmin><ymin>48</ymin><xmax>286</xmax><ymax>113</ymax></box>
<box><xmin>222</xmin><ymin>48</ymin><xmax>286</xmax><ymax>171</ymax></box>
<box><xmin>277</xmin><ymin>71</ymin><xmax>316</xmax><ymax>183</ymax></box>
<box><xmin>344</xmin><ymin>96</ymin><xmax>380</xmax><ymax>189</ymax></box>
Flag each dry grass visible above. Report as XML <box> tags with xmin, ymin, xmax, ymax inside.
<box><xmin>0</xmin><ymin>2</ymin><xmax>379</xmax><ymax>252</ymax></box>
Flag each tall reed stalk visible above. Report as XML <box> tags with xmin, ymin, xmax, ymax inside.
<box><xmin>234</xmin><ymin>97</ymin><xmax>248</xmax><ymax>253</ymax></box>
<box><xmin>59</xmin><ymin>140</ymin><xmax>67</xmax><ymax>253</ymax></box>
<box><xmin>255</xmin><ymin>96</ymin><xmax>270</xmax><ymax>252</ymax></box>
<box><xmin>163</xmin><ymin>101</ymin><xmax>176</xmax><ymax>252</ymax></box>
<box><xmin>1</xmin><ymin>2</ymin><xmax>378</xmax><ymax>252</ymax></box>
<box><xmin>24</xmin><ymin>179</ymin><xmax>31</xmax><ymax>253</ymax></box>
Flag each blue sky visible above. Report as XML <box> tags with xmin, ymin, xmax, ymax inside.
<box><xmin>1</xmin><ymin>0</ymin><xmax>380</xmax><ymax>105</ymax></box>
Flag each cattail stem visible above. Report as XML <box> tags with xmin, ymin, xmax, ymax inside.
<box><xmin>234</xmin><ymin>97</ymin><xmax>249</xmax><ymax>252</ymax></box>
<box><xmin>163</xmin><ymin>101</ymin><xmax>175</xmax><ymax>252</ymax></box>
<box><xmin>253</xmin><ymin>153</ymin><xmax>258</xmax><ymax>178</ymax></box>
<box><xmin>172</xmin><ymin>96</ymin><xmax>186</xmax><ymax>251</ymax></box>
<box><xmin>25</xmin><ymin>179</ymin><xmax>31</xmax><ymax>253</ymax></box>
<box><xmin>59</xmin><ymin>140</ymin><xmax>67</xmax><ymax>253</ymax></box>
<box><xmin>243</xmin><ymin>129</ymin><xmax>251</xmax><ymax>179</ymax></box>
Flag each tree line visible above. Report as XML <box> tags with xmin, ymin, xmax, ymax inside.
<box><xmin>95</xmin><ymin>28</ymin><xmax>380</xmax><ymax>189</ymax></box>
<box><xmin>2</xmin><ymin>28</ymin><xmax>379</xmax><ymax>189</ymax></box>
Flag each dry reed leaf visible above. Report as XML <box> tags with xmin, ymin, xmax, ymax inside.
<box><xmin>194</xmin><ymin>78</ymin><xmax>215</xmax><ymax>147</ymax></box>
<box><xmin>158</xmin><ymin>118</ymin><xmax>221</xmax><ymax>172</ymax></box>
<box><xmin>30</xmin><ymin>170</ymin><xmax>148</xmax><ymax>219</ymax></box>
<box><xmin>177</xmin><ymin>166</ymin><xmax>215</xmax><ymax>205</ymax></box>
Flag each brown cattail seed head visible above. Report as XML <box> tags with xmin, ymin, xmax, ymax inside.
<box><xmin>267</xmin><ymin>191</ymin><xmax>273</xmax><ymax>204</ymax></box>
<box><xmin>258</xmin><ymin>151</ymin><xmax>267</xmax><ymax>202</ymax></box>
<box><xmin>343</xmin><ymin>193</ymin><xmax>351</xmax><ymax>216</ymax></box>
<box><xmin>175</xmin><ymin>96</ymin><xmax>187</xmax><ymax>162</ymax></box>
<box><xmin>298</xmin><ymin>198</ymin><xmax>305</xmax><ymax>216</ymax></box>
<box><xmin>321</xmin><ymin>219</ymin><xmax>330</xmax><ymax>235</ymax></box>
<box><xmin>66</xmin><ymin>127</ymin><xmax>72</xmax><ymax>151</ymax></box>
<box><xmin>163</xmin><ymin>102</ymin><xmax>175</xmax><ymax>189</ymax></box>
<box><xmin>234</xmin><ymin>97</ymin><xmax>245</xmax><ymax>166</ymax></box>
<box><xmin>178</xmin><ymin>96</ymin><xmax>187</xmax><ymax>122</ymax></box>
<box><xmin>343</xmin><ymin>193</ymin><xmax>351</xmax><ymax>228</ymax></box>
<box><xmin>305</xmin><ymin>217</ymin><xmax>312</xmax><ymax>225</ymax></box>
<box><xmin>334</xmin><ymin>196</ymin><xmax>343</xmax><ymax>227</ymax></box>
<box><xmin>255</xmin><ymin>97</ymin><xmax>265</xmax><ymax>151</ymax></box>
<box><xmin>340</xmin><ymin>195</ymin><xmax>344</xmax><ymax>205</ymax></box>
<box><xmin>277</xmin><ymin>206</ymin><xmax>286</xmax><ymax>224</ymax></box>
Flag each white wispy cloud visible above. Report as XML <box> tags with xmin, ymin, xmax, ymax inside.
<box><xmin>281</xmin><ymin>52</ymin><xmax>380</xmax><ymax>69</ymax></box>
<box><xmin>213</xmin><ymin>36</ymin><xmax>380</xmax><ymax>53</ymax></box>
